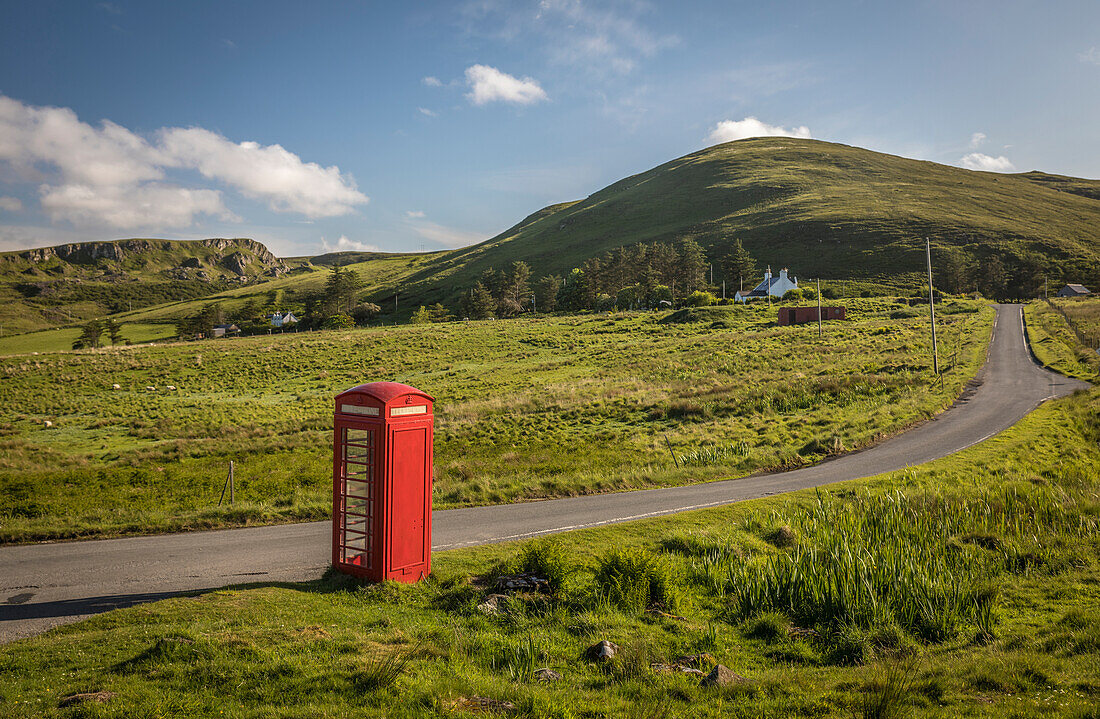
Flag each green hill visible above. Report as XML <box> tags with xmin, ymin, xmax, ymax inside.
<box><xmin>385</xmin><ymin>137</ymin><xmax>1100</xmax><ymax>308</ymax></box>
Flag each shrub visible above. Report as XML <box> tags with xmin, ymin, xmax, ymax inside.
<box><xmin>593</xmin><ymin>548</ymin><xmax>682</xmax><ymax>614</ymax></box>
<box><xmin>822</xmin><ymin>286</ymin><xmax>841</xmax><ymax>300</ymax></box>
<box><xmin>686</xmin><ymin>291</ymin><xmax>719</xmax><ymax>307</ymax></box>
<box><xmin>513</xmin><ymin>539</ymin><xmax>574</xmax><ymax>595</ymax></box>
<box><xmin>783</xmin><ymin>289</ymin><xmax>804</xmax><ymax>301</ymax></box>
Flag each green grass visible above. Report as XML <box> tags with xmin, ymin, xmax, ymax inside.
<box><xmin>1023</xmin><ymin>300</ymin><xmax>1100</xmax><ymax>380</ymax></box>
<box><xmin>0</xmin><ymin>298</ymin><xmax>993</xmax><ymax>544</ymax></box>
<box><xmin>0</xmin><ymin>323</ymin><xmax>178</xmax><ymax>355</ymax></box>
<box><xmin>1</xmin><ymin>387</ymin><xmax>1096</xmax><ymax>718</ymax></box>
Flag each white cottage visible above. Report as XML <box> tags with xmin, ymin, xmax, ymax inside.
<box><xmin>734</xmin><ymin>267</ymin><xmax>798</xmax><ymax>302</ymax></box>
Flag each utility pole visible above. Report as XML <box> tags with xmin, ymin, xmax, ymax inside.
<box><xmin>817</xmin><ymin>278</ymin><xmax>823</xmax><ymax>338</ymax></box>
<box><xmin>709</xmin><ymin>263</ymin><xmax>713</xmax><ymax>286</ymax></box>
<box><xmin>394</xmin><ymin>289</ymin><xmax>398</xmax><ymax>314</ymax></box>
<box><xmin>926</xmin><ymin>238</ymin><xmax>941</xmax><ymax>386</ymax></box>
<box><xmin>722</xmin><ymin>280</ymin><xmax>726</xmax><ymax>300</ymax></box>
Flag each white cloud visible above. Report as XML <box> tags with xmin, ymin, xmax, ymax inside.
<box><xmin>0</xmin><ymin>196</ymin><xmax>23</xmax><ymax>212</ymax></box>
<box><xmin>969</xmin><ymin>132</ymin><xmax>987</xmax><ymax>149</ymax></box>
<box><xmin>321</xmin><ymin>235</ymin><xmax>380</xmax><ymax>253</ymax></box>
<box><xmin>707</xmin><ymin>117</ymin><xmax>812</xmax><ymax>144</ymax></box>
<box><xmin>0</xmin><ymin>94</ymin><xmax>368</xmax><ymax>231</ymax></box>
<box><xmin>39</xmin><ymin>183</ymin><xmax>234</xmax><ymax>229</ymax></box>
<box><xmin>403</xmin><ymin>212</ymin><xmax>484</xmax><ymax>248</ymax></box>
<box><xmin>417</xmin><ymin>107</ymin><xmax>438</xmax><ymax>117</ymax></box>
<box><xmin>422</xmin><ymin>76</ymin><xmax>443</xmax><ymax>87</ymax></box>
<box><xmin>158</xmin><ymin>127</ymin><xmax>367</xmax><ymax>218</ymax></box>
<box><xmin>959</xmin><ymin>153</ymin><xmax>1016</xmax><ymax>172</ymax></box>
<box><xmin>465</xmin><ymin>65</ymin><xmax>547</xmax><ymax>105</ymax></box>
<box><xmin>1079</xmin><ymin>47</ymin><xmax>1100</xmax><ymax>65</ymax></box>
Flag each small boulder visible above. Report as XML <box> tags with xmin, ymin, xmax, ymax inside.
<box><xmin>701</xmin><ymin>664</ymin><xmax>749</xmax><ymax>687</ymax></box>
<box><xmin>534</xmin><ymin>667</ymin><xmax>562</xmax><ymax>682</ymax></box>
<box><xmin>43</xmin><ymin>420</ymin><xmax>52</xmax><ymax>428</ymax></box>
<box><xmin>476</xmin><ymin>594</ymin><xmax>509</xmax><ymax>616</ymax></box>
<box><xmin>112</xmin><ymin>383</ymin><xmax>121</xmax><ymax>390</ymax></box>
<box><xmin>586</xmin><ymin>640</ymin><xmax>620</xmax><ymax>661</ymax></box>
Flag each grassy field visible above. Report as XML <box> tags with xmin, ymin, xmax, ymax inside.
<box><xmin>1023</xmin><ymin>300</ymin><xmax>1100</xmax><ymax>380</ymax></box>
<box><xmin>1052</xmin><ymin>297</ymin><xmax>1100</xmax><ymax>350</ymax></box>
<box><xmin>0</xmin><ymin>298</ymin><xmax>992</xmax><ymax>544</ymax></box>
<box><xmin>0</xmin><ymin>385</ymin><xmax>1095</xmax><ymax>718</ymax></box>
<box><xmin>0</xmin><ymin>323</ymin><xmax>178</xmax><ymax>356</ymax></box>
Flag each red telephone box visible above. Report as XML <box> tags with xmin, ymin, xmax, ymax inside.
<box><xmin>332</xmin><ymin>381</ymin><xmax>433</xmax><ymax>582</ymax></box>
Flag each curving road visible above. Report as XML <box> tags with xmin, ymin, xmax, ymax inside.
<box><xmin>0</xmin><ymin>305</ymin><xmax>1089</xmax><ymax>642</ymax></box>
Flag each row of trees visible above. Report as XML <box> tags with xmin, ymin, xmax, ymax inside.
<box><xmin>72</xmin><ymin>318</ymin><xmax>124</xmax><ymax>349</ymax></box>
<box><xmin>457</xmin><ymin>239</ymin><xmax>760</xmax><ymax>318</ymax></box>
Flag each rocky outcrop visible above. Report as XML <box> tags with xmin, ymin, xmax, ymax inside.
<box><xmin>8</xmin><ymin>238</ymin><xmax>290</xmax><ymax>280</ymax></box>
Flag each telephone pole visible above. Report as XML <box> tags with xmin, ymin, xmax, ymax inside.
<box><xmin>926</xmin><ymin>238</ymin><xmax>941</xmax><ymax>385</ymax></box>
<box><xmin>816</xmin><ymin>278</ymin><xmax>823</xmax><ymax>338</ymax></box>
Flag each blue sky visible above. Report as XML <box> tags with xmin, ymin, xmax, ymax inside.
<box><xmin>1</xmin><ymin>0</ymin><xmax>1098</xmax><ymax>256</ymax></box>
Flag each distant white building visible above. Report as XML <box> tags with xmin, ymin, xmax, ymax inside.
<box><xmin>735</xmin><ymin>267</ymin><xmax>798</xmax><ymax>302</ymax></box>
<box><xmin>269</xmin><ymin>311</ymin><xmax>299</xmax><ymax>327</ymax></box>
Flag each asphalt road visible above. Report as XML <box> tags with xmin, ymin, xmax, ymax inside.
<box><xmin>0</xmin><ymin>305</ymin><xmax>1089</xmax><ymax>643</ymax></box>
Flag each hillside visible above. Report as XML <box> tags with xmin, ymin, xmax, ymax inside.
<box><xmin>383</xmin><ymin>138</ymin><xmax>1100</xmax><ymax>309</ymax></box>
<box><xmin>0</xmin><ymin>238</ymin><xmax>295</xmax><ymax>334</ymax></box>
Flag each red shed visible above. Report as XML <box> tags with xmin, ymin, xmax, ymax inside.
<box><xmin>777</xmin><ymin>306</ymin><xmax>846</xmax><ymax>326</ymax></box>
<box><xmin>332</xmin><ymin>381</ymin><xmax>433</xmax><ymax>583</ymax></box>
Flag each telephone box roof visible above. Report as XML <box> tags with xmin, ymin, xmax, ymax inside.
<box><xmin>337</xmin><ymin>381</ymin><xmax>434</xmax><ymax>404</ymax></box>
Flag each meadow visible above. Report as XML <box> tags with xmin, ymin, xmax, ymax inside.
<box><xmin>0</xmin><ymin>380</ymin><xmax>1095</xmax><ymax>718</ymax></box>
<box><xmin>0</xmin><ymin>298</ymin><xmax>992</xmax><ymax>543</ymax></box>
<box><xmin>1024</xmin><ymin>300</ymin><xmax>1100</xmax><ymax>380</ymax></box>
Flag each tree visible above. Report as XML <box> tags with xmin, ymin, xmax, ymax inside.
<box><xmin>980</xmin><ymin>255</ymin><xmax>1007</xmax><ymax>298</ymax></box>
<box><xmin>411</xmin><ymin>306</ymin><xmax>432</xmax><ymax>324</ymax></box>
<box><xmin>504</xmin><ymin>261</ymin><xmax>532</xmax><ymax>312</ymax></box>
<box><xmin>937</xmin><ymin>247</ymin><xmax>970</xmax><ymax>294</ymax></box>
<box><xmin>73</xmin><ymin>319</ymin><xmax>105</xmax><ymax>349</ymax></box>
<box><xmin>723</xmin><ymin>239</ymin><xmax>757</xmax><ymax>291</ymax></box>
<box><xmin>427</xmin><ymin>303</ymin><xmax>452</xmax><ymax>323</ymax></box>
<box><xmin>677</xmin><ymin>238</ymin><xmax>708</xmax><ymax>293</ymax></box>
<box><xmin>324</xmin><ymin>265</ymin><xmax>363</xmax><ymax>314</ymax></box>
<box><xmin>535</xmin><ymin>275</ymin><xmax>561</xmax><ymax>313</ymax></box>
<box><xmin>106</xmin><ymin>317</ymin><xmax>123</xmax><ymax>345</ymax></box>
<box><xmin>556</xmin><ymin>268</ymin><xmax>589</xmax><ymax>312</ymax></box>
<box><xmin>350</xmin><ymin>302</ymin><xmax>382</xmax><ymax>325</ymax></box>
<box><xmin>460</xmin><ymin>282</ymin><xmax>495</xmax><ymax>319</ymax></box>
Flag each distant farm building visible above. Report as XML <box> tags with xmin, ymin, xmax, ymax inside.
<box><xmin>1057</xmin><ymin>283</ymin><xmax>1092</xmax><ymax>298</ymax></box>
<box><xmin>268</xmin><ymin>311</ymin><xmax>299</xmax><ymax>327</ymax></box>
<box><xmin>778</xmin><ymin>307</ymin><xmax>846</xmax><ymax>326</ymax></box>
<box><xmin>213</xmin><ymin>324</ymin><xmax>240</xmax><ymax>338</ymax></box>
<box><xmin>735</xmin><ymin>267</ymin><xmax>798</xmax><ymax>302</ymax></box>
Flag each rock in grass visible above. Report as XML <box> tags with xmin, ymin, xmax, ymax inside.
<box><xmin>476</xmin><ymin>594</ymin><xmax>508</xmax><ymax>615</ymax></box>
<box><xmin>701</xmin><ymin>664</ymin><xmax>749</xmax><ymax>687</ymax></box>
<box><xmin>59</xmin><ymin>691</ymin><xmax>116</xmax><ymax>707</ymax></box>
<box><xmin>586</xmin><ymin>640</ymin><xmax>620</xmax><ymax>661</ymax></box>
<box><xmin>454</xmin><ymin>696</ymin><xmax>516</xmax><ymax>712</ymax></box>
<box><xmin>534</xmin><ymin>667</ymin><xmax>562</xmax><ymax>682</ymax></box>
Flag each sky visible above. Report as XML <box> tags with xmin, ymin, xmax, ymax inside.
<box><xmin>1</xmin><ymin>0</ymin><xmax>1099</xmax><ymax>257</ymax></box>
